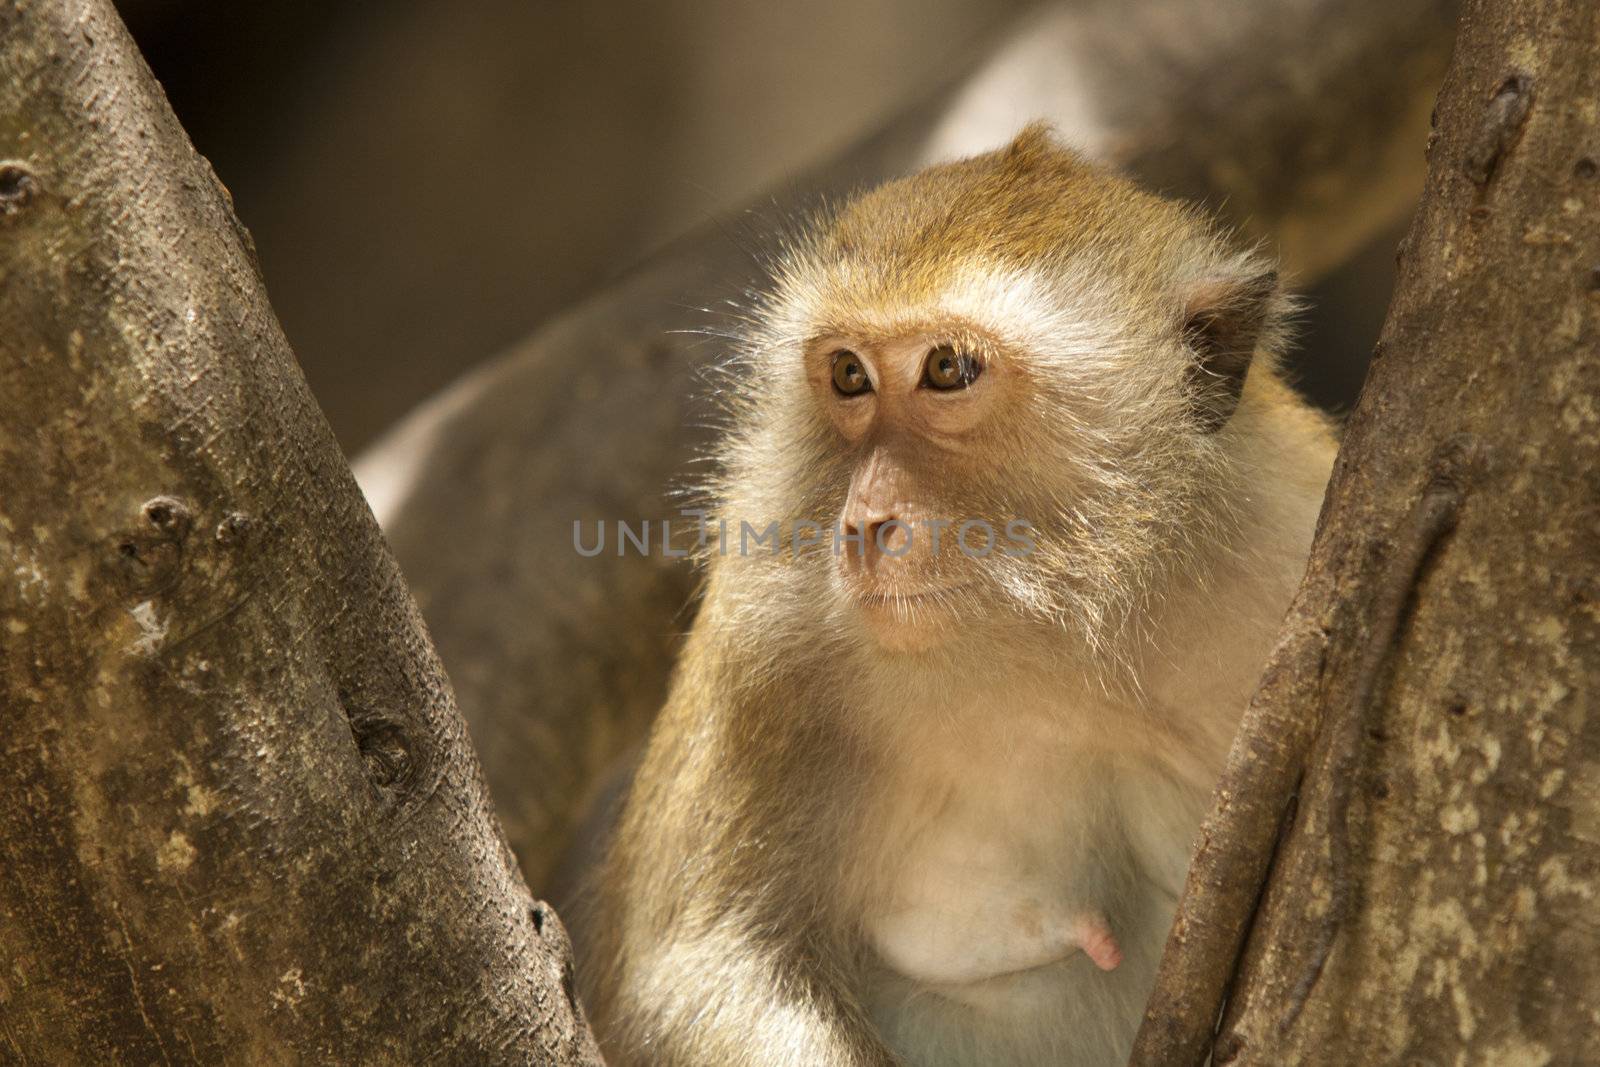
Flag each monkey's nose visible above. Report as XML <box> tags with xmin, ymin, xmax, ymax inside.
<box><xmin>841</xmin><ymin>516</ymin><xmax>910</xmax><ymax>573</ymax></box>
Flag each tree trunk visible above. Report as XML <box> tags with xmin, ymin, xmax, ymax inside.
<box><xmin>355</xmin><ymin>0</ymin><xmax>1462</xmax><ymax>899</ymax></box>
<box><xmin>0</xmin><ymin>2</ymin><xmax>600</xmax><ymax>1062</ymax></box>
<box><xmin>1130</xmin><ymin>0</ymin><xmax>1600</xmax><ymax>1062</ymax></box>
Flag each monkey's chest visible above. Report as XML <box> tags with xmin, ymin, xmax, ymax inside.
<box><xmin>851</xmin><ymin>749</ymin><xmax>1177</xmax><ymax>1067</ymax></box>
<box><xmin>858</xmin><ymin>772</ymin><xmax>1126</xmax><ymax>991</ymax></box>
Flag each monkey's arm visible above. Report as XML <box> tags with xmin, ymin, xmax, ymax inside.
<box><xmin>607</xmin><ymin>924</ymin><xmax>900</xmax><ymax>1067</ymax></box>
<box><xmin>591</xmin><ymin>639</ymin><xmax>900</xmax><ymax>1067</ymax></box>
<box><xmin>600</xmin><ymin>853</ymin><xmax>902</xmax><ymax>1067</ymax></box>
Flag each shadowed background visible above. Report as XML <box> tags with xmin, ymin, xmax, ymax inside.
<box><xmin>117</xmin><ymin>0</ymin><xmax>1392</xmax><ymax>456</ymax></box>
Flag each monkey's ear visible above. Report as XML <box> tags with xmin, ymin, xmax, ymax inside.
<box><xmin>1180</xmin><ymin>269</ymin><xmax>1278</xmax><ymax>432</ymax></box>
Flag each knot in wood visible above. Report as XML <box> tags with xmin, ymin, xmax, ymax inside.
<box><xmin>0</xmin><ymin>161</ymin><xmax>39</xmax><ymax>217</ymax></box>
<box><xmin>1464</xmin><ymin>73</ymin><xmax>1533</xmax><ymax>187</ymax></box>
<box><xmin>114</xmin><ymin>496</ymin><xmax>193</xmax><ymax>596</ymax></box>
<box><xmin>350</xmin><ymin>715</ymin><xmax>416</xmax><ymax>792</ymax></box>
<box><xmin>215</xmin><ymin>511</ymin><xmax>254</xmax><ymax>547</ymax></box>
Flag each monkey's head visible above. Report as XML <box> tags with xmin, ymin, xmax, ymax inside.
<box><xmin>715</xmin><ymin>125</ymin><xmax>1291</xmax><ymax>669</ymax></box>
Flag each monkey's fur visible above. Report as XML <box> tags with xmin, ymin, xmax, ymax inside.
<box><xmin>585</xmin><ymin>126</ymin><xmax>1336</xmax><ymax>1067</ymax></box>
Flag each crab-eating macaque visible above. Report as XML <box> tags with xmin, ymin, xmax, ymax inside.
<box><xmin>584</xmin><ymin>124</ymin><xmax>1337</xmax><ymax>1067</ymax></box>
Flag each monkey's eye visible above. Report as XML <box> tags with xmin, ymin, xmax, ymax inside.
<box><xmin>831</xmin><ymin>350</ymin><xmax>872</xmax><ymax>397</ymax></box>
<box><xmin>922</xmin><ymin>346</ymin><xmax>982</xmax><ymax>390</ymax></box>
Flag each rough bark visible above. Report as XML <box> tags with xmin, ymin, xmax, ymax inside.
<box><xmin>356</xmin><ymin>0</ymin><xmax>1461</xmax><ymax>898</ymax></box>
<box><xmin>0</xmin><ymin>2</ymin><xmax>600</xmax><ymax>1062</ymax></box>
<box><xmin>1130</xmin><ymin>0</ymin><xmax>1600</xmax><ymax>1062</ymax></box>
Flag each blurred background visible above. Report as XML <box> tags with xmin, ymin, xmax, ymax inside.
<box><xmin>115</xmin><ymin>0</ymin><xmax>1396</xmax><ymax>455</ymax></box>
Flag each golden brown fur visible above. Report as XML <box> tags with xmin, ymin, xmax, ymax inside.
<box><xmin>584</xmin><ymin>126</ymin><xmax>1336</xmax><ymax>1067</ymax></box>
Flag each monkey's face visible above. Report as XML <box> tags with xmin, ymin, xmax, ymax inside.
<box><xmin>716</xmin><ymin>131</ymin><xmax>1279</xmax><ymax>667</ymax></box>
<box><xmin>744</xmin><ymin>266</ymin><xmax>1270</xmax><ymax>664</ymax></box>
<box><xmin>798</xmin><ymin>326</ymin><xmax>1021</xmax><ymax>654</ymax></box>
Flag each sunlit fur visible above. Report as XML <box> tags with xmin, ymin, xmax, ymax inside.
<box><xmin>585</xmin><ymin>126</ymin><xmax>1337</xmax><ymax>1067</ymax></box>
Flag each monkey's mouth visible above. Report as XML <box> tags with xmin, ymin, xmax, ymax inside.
<box><xmin>842</xmin><ymin>581</ymin><xmax>976</xmax><ymax>653</ymax></box>
<box><xmin>849</xmin><ymin>583</ymin><xmax>973</xmax><ymax>610</ymax></box>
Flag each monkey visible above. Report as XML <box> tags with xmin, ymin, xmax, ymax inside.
<box><xmin>583</xmin><ymin>124</ymin><xmax>1337</xmax><ymax>1067</ymax></box>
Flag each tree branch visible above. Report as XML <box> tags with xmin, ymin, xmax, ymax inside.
<box><xmin>1132</xmin><ymin>0</ymin><xmax>1600</xmax><ymax>1060</ymax></box>
<box><xmin>0</xmin><ymin>1</ymin><xmax>599</xmax><ymax>1060</ymax></box>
